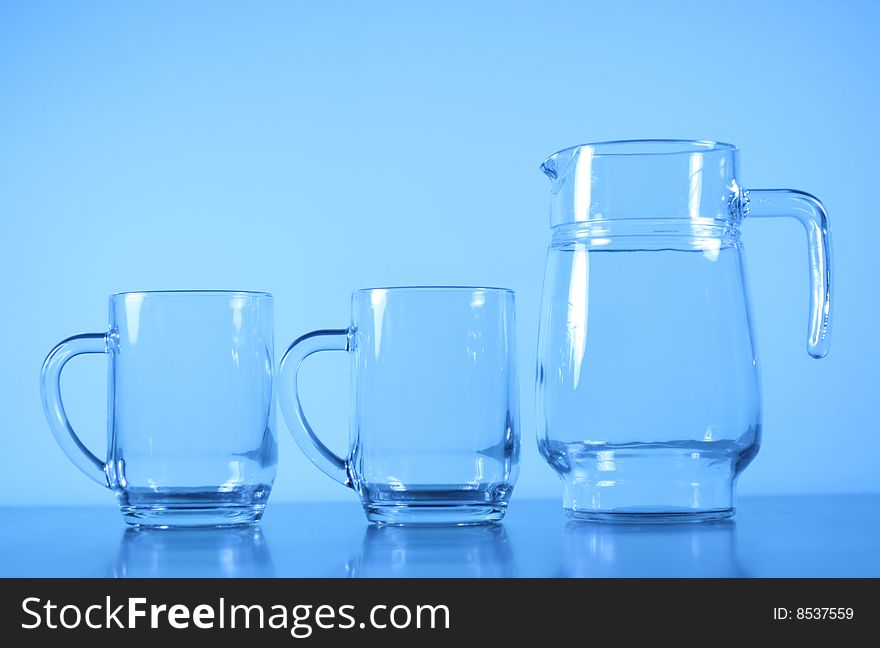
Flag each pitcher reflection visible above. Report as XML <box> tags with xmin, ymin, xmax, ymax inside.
<box><xmin>112</xmin><ymin>527</ymin><xmax>275</xmax><ymax>577</ymax></box>
<box><xmin>560</xmin><ymin>520</ymin><xmax>746</xmax><ymax>577</ymax></box>
<box><xmin>348</xmin><ymin>525</ymin><xmax>515</xmax><ymax>578</ymax></box>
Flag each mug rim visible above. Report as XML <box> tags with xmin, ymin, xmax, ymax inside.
<box><xmin>111</xmin><ymin>290</ymin><xmax>273</xmax><ymax>298</ymax></box>
<box><xmin>352</xmin><ymin>285</ymin><xmax>514</xmax><ymax>295</ymax></box>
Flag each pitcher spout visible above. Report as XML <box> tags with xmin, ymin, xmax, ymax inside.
<box><xmin>540</xmin><ymin>147</ymin><xmax>580</xmax><ymax>182</ymax></box>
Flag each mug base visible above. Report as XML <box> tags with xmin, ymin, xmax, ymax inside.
<box><xmin>116</xmin><ymin>486</ymin><xmax>270</xmax><ymax>528</ymax></box>
<box><xmin>360</xmin><ymin>483</ymin><xmax>513</xmax><ymax>526</ymax></box>
<box><xmin>121</xmin><ymin>506</ymin><xmax>265</xmax><ymax>529</ymax></box>
<box><xmin>565</xmin><ymin>508</ymin><xmax>734</xmax><ymax>524</ymax></box>
<box><xmin>364</xmin><ymin>503</ymin><xmax>507</xmax><ymax>526</ymax></box>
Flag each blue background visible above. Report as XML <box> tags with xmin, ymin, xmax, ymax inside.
<box><xmin>1</xmin><ymin>0</ymin><xmax>877</xmax><ymax>507</ymax></box>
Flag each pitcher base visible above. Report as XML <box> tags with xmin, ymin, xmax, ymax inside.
<box><xmin>565</xmin><ymin>508</ymin><xmax>734</xmax><ymax>524</ymax></box>
<box><xmin>547</xmin><ymin>440</ymin><xmax>752</xmax><ymax>523</ymax></box>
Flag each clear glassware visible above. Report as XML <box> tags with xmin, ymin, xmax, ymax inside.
<box><xmin>40</xmin><ymin>290</ymin><xmax>276</xmax><ymax>527</ymax></box>
<box><xmin>537</xmin><ymin>140</ymin><xmax>832</xmax><ymax>522</ymax></box>
<box><xmin>278</xmin><ymin>286</ymin><xmax>519</xmax><ymax>525</ymax></box>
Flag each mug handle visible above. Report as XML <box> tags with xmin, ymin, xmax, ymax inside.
<box><xmin>277</xmin><ymin>329</ymin><xmax>353</xmax><ymax>487</ymax></box>
<box><xmin>39</xmin><ymin>333</ymin><xmax>110</xmax><ymax>486</ymax></box>
<box><xmin>744</xmin><ymin>189</ymin><xmax>832</xmax><ymax>359</ymax></box>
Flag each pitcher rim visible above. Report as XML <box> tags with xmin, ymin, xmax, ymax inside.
<box><xmin>545</xmin><ymin>139</ymin><xmax>739</xmax><ymax>161</ymax></box>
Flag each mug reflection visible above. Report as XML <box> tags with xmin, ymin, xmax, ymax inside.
<box><xmin>560</xmin><ymin>520</ymin><xmax>747</xmax><ymax>577</ymax></box>
<box><xmin>112</xmin><ymin>526</ymin><xmax>275</xmax><ymax>578</ymax></box>
<box><xmin>348</xmin><ymin>524</ymin><xmax>516</xmax><ymax>578</ymax></box>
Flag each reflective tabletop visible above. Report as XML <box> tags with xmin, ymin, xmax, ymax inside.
<box><xmin>1</xmin><ymin>496</ymin><xmax>877</xmax><ymax>578</ymax></box>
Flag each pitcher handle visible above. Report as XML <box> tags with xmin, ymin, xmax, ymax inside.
<box><xmin>745</xmin><ymin>189</ymin><xmax>832</xmax><ymax>358</ymax></box>
<box><xmin>39</xmin><ymin>333</ymin><xmax>111</xmax><ymax>486</ymax></box>
<box><xmin>277</xmin><ymin>329</ymin><xmax>353</xmax><ymax>487</ymax></box>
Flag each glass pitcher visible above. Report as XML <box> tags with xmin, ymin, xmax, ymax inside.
<box><xmin>537</xmin><ymin>140</ymin><xmax>831</xmax><ymax>522</ymax></box>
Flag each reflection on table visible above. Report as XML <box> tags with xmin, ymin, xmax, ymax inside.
<box><xmin>0</xmin><ymin>497</ymin><xmax>874</xmax><ymax>577</ymax></box>
<box><xmin>112</xmin><ymin>526</ymin><xmax>275</xmax><ymax>578</ymax></box>
<box><xmin>559</xmin><ymin>520</ymin><xmax>746</xmax><ymax>577</ymax></box>
<box><xmin>347</xmin><ymin>524</ymin><xmax>516</xmax><ymax>578</ymax></box>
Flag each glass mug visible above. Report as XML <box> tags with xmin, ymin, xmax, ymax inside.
<box><xmin>537</xmin><ymin>140</ymin><xmax>832</xmax><ymax>521</ymax></box>
<box><xmin>279</xmin><ymin>287</ymin><xmax>520</xmax><ymax>525</ymax></box>
<box><xmin>40</xmin><ymin>291</ymin><xmax>276</xmax><ymax>527</ymax></box>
